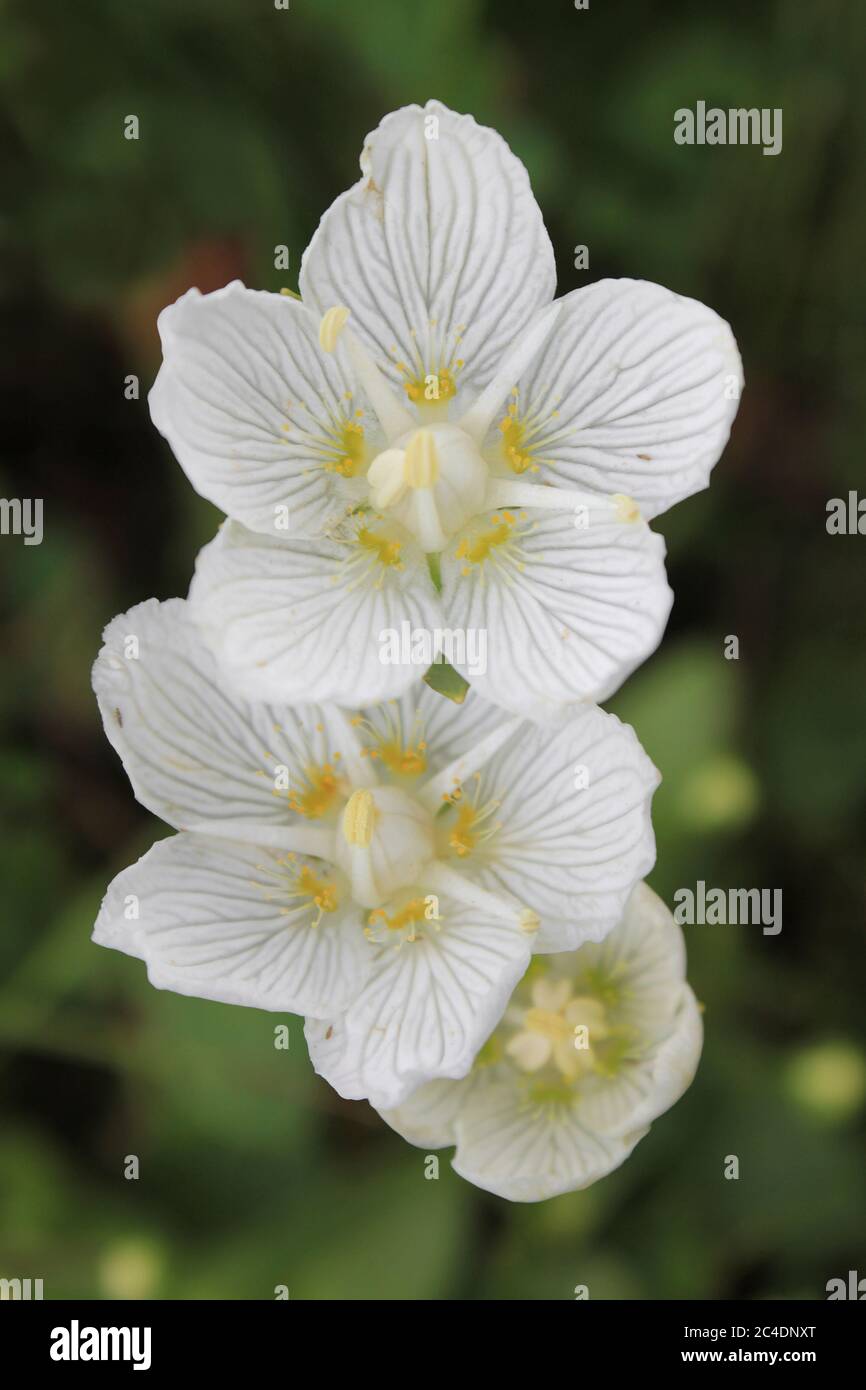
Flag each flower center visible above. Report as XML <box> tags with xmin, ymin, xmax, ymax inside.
<box><xmin>505</xmin><ymin>977</ymin><xmax>614</xmax><ymax>1084</ymax></box>
<box><xmin>334</xmin><ymin>785</ymin><xmax>435</xmax><ymax>909</ymax></box>
<box><xmin>366</xmin><ymin>424</ymin><xmax>488</xmax><ymax>552</ymax></box>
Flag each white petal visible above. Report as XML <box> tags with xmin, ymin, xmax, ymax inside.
<box><xmin>303</xmin><ymin>1015</ymin><xmax>368</xmax><ymax>1100</ymax></box>
<box><xmin>378</xmin><ymin>1074</ymin><xmax>475</xmax><ymax>1149</ymax></box>
<box><xmin>575</xmin><ymin>984</ymin><xmax>703</xmax><ymax>1138</ymax></box>
<box><xmin>440</xmin><ymin>704</ymin><xmax>658</xmax><ymax>951</ymax></box>
<box><xmin>628</xmin><ymin>984</ymin><xmax>703</xmax><ymax>1127</ymax></box>
<box><xmin>189</xmin><ymin>520</ymin><xmax>443</xmax><ymax>707</ymax></box>
<box><xmin>93</xmin><ymin>597</ymin><xmax>364</xmax><ymax>835</ymax></box>
<box><xmin>488</xmin><ymin>279</ymin><xmax>742</xmax><ymax>520</ymax></box>
<box><xmin>305</xmin><ymin>891</ymin><xmax>532</xmax><ymax>1108</ymax></box>
<box><xmin>451</xmin><ymin>1077</ymin><xmax>643</xmax><ymax>1202</ymax></box>
<box><xmin>93</xmin><ymin>834</ymin><xmax>369</xmax><ymax>1017</ymax></box>
<box><xmin>149</xmin><ymin>282</ymin><xmax>378</xmax><ymax>536</ymax></box>
<box><xmin>441</xmin><ymin>508</ymin><xmax>673</xmax><ymax>714</ymax></box>
<box><xmin>570</xmin><ymin>881</ymin><xmax>687</xmax><ymax>1040</ymax></box>
<box><xmin>299</xmin><ymin>101</ymin><xmax>555</xmax><ymax>406</ymax></box>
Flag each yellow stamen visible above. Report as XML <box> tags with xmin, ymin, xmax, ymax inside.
<box><xmin>455</xmin><ymin>511</ymin><xmax>516</xmax><ymax>569</ymax></box>
<box><xmin>499</xmin><ymin>404</ymin><xmax>537</xmax><ymax>474</ymax></box>
<box><xmin>367</xmin><ymin>897</ymin><xmax>427</xmax><ymax>935</ymax></box>
<box><xmin>445</xmin><ymin>782</ymin><xmax>501</xmax><ymax>858</ymax></box>
<box><xmin>289</xmin><ymin>763</ymin><xmax>342</xmax><ymax>819</ymax></box>
<box><xmin>295</xmin><ymin>865</ymin><xmax>339</xmax><ymax>923</ymax></box>
<box><xmin>327</xmin><ymin>419</ymin><xmax>365</xmax><ymax>477</ymax></box>
<box><xmin>399</xmin><ymin>367</ymin><xmax>458</xmax><ymax>405</ymax></box>
<box><xmin>376</xmin><ymin>739</ymin><xmax>427</xmax><ymax>777</ymax></box>
<box><xmin>449</xmin><ymin>802</ymin><xmax>478</xmax><ymax>857</ymax></box>
<box><xmin>357</xmin><ymin>526</ymin><xmax>403</xmax><ymax>569</ymax></box>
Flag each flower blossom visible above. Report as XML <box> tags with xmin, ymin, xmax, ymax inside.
<box><xmin>148</xmin><ymin>100</ymin><xmax>742</xmax><ymax>717</ymax></box>
<box><xmin>92</xmin><ymin>598</ymin><xmax>658</xmax><ymax>1107</ymax></box>
<box><xmin>377</xmin><ymin>883</ymin><xmax>702</xmax><ymax>1200</ymax></box>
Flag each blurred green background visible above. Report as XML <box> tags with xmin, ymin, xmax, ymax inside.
<box><xmin>1</xmin><ymin>0</ymin><xmax>865</xmax><ymax>1300</ymax></box>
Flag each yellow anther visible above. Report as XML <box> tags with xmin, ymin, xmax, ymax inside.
<box><xmin>455</xmin><ymin>511</ymin><xmax>516</xmax><ymax>568</ymax></box>
<box><xmin>319</xmin><ymin>305</ymin><xmax>350</xmax><ymax>353</ymax></box>
<box><xmin>342</xmin><ymin>789</ymin><xmax>377</xmax><ymax>846</ymax></box>
<box><xmin>288</xmin><ymin>762</ymin><xmax>342</xmax><ymax>819</ymax></box>
<box><xmin>404</xmin><ymin>430</ymin><xmax>440</xmax><ymax>488</ymax></box>
<box><xmin>519</xmin><ymin>909</ymin><xmax>540</xmax><ymax>934</ymax></box>
<box><xmin>499</xmin><ymin>406</ymin><xmax>536</xmax><ymax>474</ymax></box>
<box><xmin>613</xmin><ymin>493</ymin><xmax>641</xmax><ymax>524</ymax></box>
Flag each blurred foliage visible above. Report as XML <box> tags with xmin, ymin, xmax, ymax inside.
<box><xmin>1</xmin><ymin>0</ymin><xmax>865</xmax><ymax>1300</ymax></box>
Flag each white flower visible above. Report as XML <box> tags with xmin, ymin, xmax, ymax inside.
<box><xmin>378</xmin><ymin>883</ymin><xmax>703</xmax><ymax>1201</ymax></box>
<box><xmin>149</xmin><ymin>100</ymin><xmax>741</xmax><ymax>717</ymax></box>
<box><xmin>91</xmin><ymin>598</ymin><xmax>658</xmax><ymax>1107</ymax></box>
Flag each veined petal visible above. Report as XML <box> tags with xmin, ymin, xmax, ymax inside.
<box><xmin>149</xmin><ymin>281</ymin><xmax>379</xmax><ymax>536</ymax></box>
<box><xmin>299</xmin><ymin>100</ymin><xmax>556</xmax><ymax>409</ymax></box>
<box><xmin>93</xmin><ymin>834</ymin><xmax>369</xmax><ymax>1017</ymax></box>
<box><xmin>305</xmin><ymin>890</ymin><xmax>532</xmax><ymax>1109</ymax></box>
<box><xmin>437</xmin><ymin>704</ymin><xmax>658</xmax><ymax>951</ymax></box>
<box><xmin>189</xmin><ymin>520</ymin><xmax>443</xmax><ymax>707</ymax></box>
<box><xmin>575</xmin><ymin>985</ymin><xmax>703</xmax><ymax>1138</ymax></box>
<box><xmin>626</xmin><ymin>984</ymin><xmax>703</xmax><ymax>1128</ymax></box>
<box><xmin>566</xmin><ymin>881</ymin><xmax>687</xmax><ymax>1041</ymax></box>
<box><xmin>373</xmin><ymin>887</ymin><xmax>701</xmax><ymax>1201</ymax></box>
<box><xmin>93</xmin><ymin>597</ymin><xmax>365</xmax><ymax>834</ymax></box>
<box><xmin>441</xmin><ymin>508</ymin><xmax>673</xmax><ymax>714</ymax></box>
<box><xmin>378</xmin><ymin>1074</ymin><xmax>475</xmax><ymax>1149</ymax></box>
<box><xmin>486</xmin><ymin>279</ymin><xmax>742</xmax><ymax>520</ymax></box>
<box><xmin>451</xmin><ymin>1077</ymin><xmax>643</xmax><ymax>1203</ymax></box>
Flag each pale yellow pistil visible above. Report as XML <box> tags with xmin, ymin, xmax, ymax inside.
<box><xmin>506</xmin><ymin>978</ymin><xmax>611</xmax><ymax>1083</ymax></box>
<box><xmin>342</xmin><ymin>788</ymin><xmax>377</xmax><ymax>846</ymax></box>
<box><xmin>367</xmin><ymin>429</ymin><xmax>440</xmax><ymax>510</ymax></box>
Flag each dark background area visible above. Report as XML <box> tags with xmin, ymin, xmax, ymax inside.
<box><xmin>0</xmin><ymin>0</ymin><xmax>864</xmax><ymax>1298</ymax></box>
